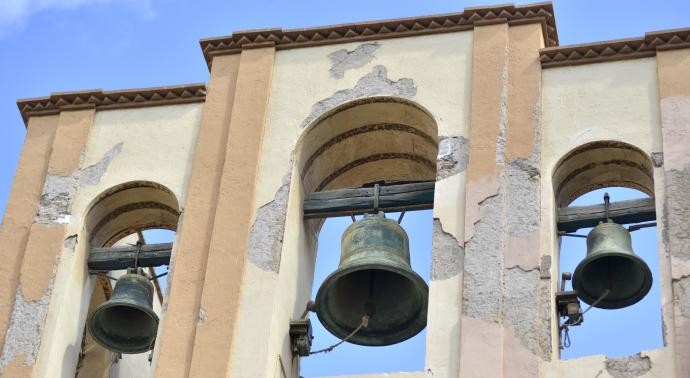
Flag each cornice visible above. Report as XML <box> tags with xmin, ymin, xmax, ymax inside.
<box><xmin>540</xmin><ymin>27</ymin><xmax>690</xmax><ymax>68</ymax></box>
<box><xmin>17</xmin><ymin>83</ymin><xmax>206</xmax><ymax>126</ymax></box>
<box><xmin>200</xmin><ymin>2</ymin><xmax>559</xmax><ymax>69</ymax></box>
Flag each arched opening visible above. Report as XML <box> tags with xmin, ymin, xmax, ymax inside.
<box><xmin>76</xmin><ymin>182</ymin><xmax>179</xmax><ymax>377</ymax></box>
<box><xmin>296</xmin><ymin>97</ymin><xmax>438</xmax><ymax>376</ymax></box>
<box><xmin>553</xmin><ymin>141</ymin><xmax>662</xmax><ymax>359</ymax></box>
<box><xmin>84</xmin><ymin>181</ymin><xmax>179</xmax><ymax>248</ymax></box>
<box><xmin>299</xmin><ymin>97</ymin><xmax>438</xmax><ymax>193</ymax></box>
<box><xmin>553</xmin><ymin>141</ymin><xmax>653</xmax><ymax>208</ymax></box>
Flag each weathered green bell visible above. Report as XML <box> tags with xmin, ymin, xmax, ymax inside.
<box><xmin>572</xmin><ymin>222</ymin><xmax>653</xmax><ymax>309</ymax></box>
<box><xmin>314</xmin><ymin>212</ymin><xmax>428</xmax><ymax>346</ymax></box>
<box><xmin>88</xmin><ymin>268</ymin><xmax>159</xmax><ymax>354</ymax></box>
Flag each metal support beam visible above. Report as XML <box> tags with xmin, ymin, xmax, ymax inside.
<box><xmin>303</xmin><ymin>181</ymin><xmax>434</xmax><ymax>219</ymax></box>
<box><xmin>88</xmin><ymin>242</ymin><xmax>172</xmax><ymax>271</ymax></box>
<box><xmin>557</xmin><ymin>197</ymin><xmax>656</xmax><ymax>233</ymax></box>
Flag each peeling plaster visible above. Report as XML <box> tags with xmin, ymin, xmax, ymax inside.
<box><xmin>300</xmin><ymin>65</ymin><xmax>417</xmax><ymax>128</ymax></box>
<box><xmin>651</xmin><ymin>152</ymin><xmax>664</xmax><ymax>167</ymax></box>
<box><xmin>35</xmin><ymin>175</ymin><xmax>77</xmax><ymax>224</ymax></box>
<box><xmin>247</xmin><ymin>159</ymin><xmax>293</xmax><ymax>272</ymax></box>
<box><xmin>462</xmin><ymin>42</ymin><xmax>549</xmax><ymax>361</ymax></box>
<box><xmin>436</xmin><ymin>136</ymin><xmax>468</xmax><ymax>180</ymax></box>
<box><xmin>664</xmin><ymin>167</ymin><xmax>690</xmax><ymax>262</ymax></box>
<box><xmin>605</xmin><ymin>353</ymin><xmax>652</xmax><ymax>378</ymax></box>
<box><xmin>660</xmin><ymin>97</ymin><xmax>690</xmax><ymax>171</ymax></box>
<box><xmin>79</xmin><ymin>142</ymin><xmax>123</xmax><ymax>186</ymax></box>
<box><xmin>463</xmin><ymin>193</ymin><xmax>503</xmax><ymax>322</ymax></box>
<box><xmin>504</xmin><ymin>268</ymin><xmax>551</xmax><ymax>360</ymax></box>
<box><xmin>63</xmin><ymin>234</ymin><xmax>78</xmax><ymax>251</ymax></box>
<box><xmin>34</xmin><ymin>143</ymin><xmax>123</xmax><ymax>225</ymax></box>
<box><xmin>506</xmin><ymin>158</ymin><xmax>540</xmax><ymax>237</ymax></box>
<box><xmin>198</xmin><ymin>306</ymin><xmax>206</xmax><ymax>325</ymax></box>
<box><xmin>431</xmin><ymin>220</ymin><xmax>464</xmax><ymax>280</ymax></box>
<box><xmin>328</xmin><ymin>43</ymin><xmax>379</xmax><ymax>79</ymax></box>
<box><xmin>495</xmin><ymin>45</ymin><xmax>510</xmax><ymax>165</ymax></box>
<box><xmin>0</xmin><ymin>287</ymin><xmax>52</xmax><ymax>373</ymax></box>
<box><xmin>539</xmin><ymin>255</ymin><xmax>551</xmax><ymax>279</ymax></box>
<box><xmin>673</xmin><ymin>275</ymin><xmax>690</xmax><ymax>317</ymax></box>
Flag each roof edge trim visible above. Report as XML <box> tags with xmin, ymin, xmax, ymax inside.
<box><xmin>540</xmin><ymin>27</ymin><xmax>690</xmax><ymax>68</ymax></box>
<box><xmin>200</xmin><ymin>2</ymin><xmax>559</xmax><ymax>69</ymax></box>
<box><xmin>17</xmin><ymin>83</ymin><xmax>207</xmax><ymax>127</ymax></box>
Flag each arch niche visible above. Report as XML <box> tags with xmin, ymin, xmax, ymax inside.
<box><xmin>297</xmin><ymin>97</ymin><xmax>439</xmax><ymax>194</ymax></box>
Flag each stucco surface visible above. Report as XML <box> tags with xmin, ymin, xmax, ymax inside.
<box><xmin>153</xmin><ymin>54</ymin><xmax>239</xmax><ymax>378</ymax></box>
<box><xmin>541</xmin><ymin>57</ymin><xmax>674</xmax><ymax>375</ymax></box>
<box><xmin>31</xmin><ymin>103</ymin><xmax>201</xmax><ymax>377</ymax></box>
<box><xmin>241</xmin><ymin>31</ymin><xmax>472</xmax><ymax>378</ymax></box>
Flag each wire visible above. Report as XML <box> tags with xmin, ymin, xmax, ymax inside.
<box><xmin>149</xmin><ymin>271</ymin><xmax>168</xmax><ymax>281</ymax></box>
<box><xmin>559</xmin><ymin>289</ymin><xmax>610</xmax><ymax>348</ymax></box>
<box><xmin>309</xmin><ymin>315</ymin><xmax>370</xmax><ymax>355</ymax></box>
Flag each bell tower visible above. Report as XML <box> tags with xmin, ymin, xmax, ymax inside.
<box><xmin>1</xmin><ymin>2</ymin><xmax>690</xmax><ymax>378</ymax></box>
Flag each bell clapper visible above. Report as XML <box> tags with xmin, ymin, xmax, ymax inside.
<box><xmin>364</xmin><ymin>270</ymin><xmax>377</xmax><ymax>318</ymax></box>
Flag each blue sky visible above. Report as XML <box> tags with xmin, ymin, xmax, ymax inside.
<box><xmin>1</xmin><ymin>0</ymin><xmax>689</xmax><ymax>376</ymax></box>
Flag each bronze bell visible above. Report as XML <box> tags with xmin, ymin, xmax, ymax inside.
<box><xmin>314</xmin><ymin>212</ymin><xmax>428</xmax><ymax>346</ymax></box>
<box><xmin>88</xmin><ymin>268</ymin><xmax>159</xmax><ymax>354</ymax></box>
<box><xmin>572</xmin><ymin>222</ymin><xmax>653</xmax><ymax>309</ymax></box>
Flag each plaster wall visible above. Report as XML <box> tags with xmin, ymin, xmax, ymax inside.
<box><xmin>541</xmin><ymin>58</ymin><xmax>674</xmax><ymax>377</ymax></box>
<box><xmin>33</xmin><ymin>103</ymin><xmax>202</xmax><ymax>377</ymax></box>
<box><xmin>228</xmin><ymin>31</ymin><xmax>473</xmax><ymax>378</ymax></box>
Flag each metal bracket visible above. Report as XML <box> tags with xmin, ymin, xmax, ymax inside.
<box><xmin>556</xmin><ymin>291</ymin><xmax>582</xmax><ymax>326</ymax></box>
<box><xmin>556</xmin><ymin>273</ymin><xmax>582</xmax><ymax>326</ymax></box>
<box><xmin>289</xmin><ymin>319</ymin><xmax>313</xmax><ymax>357</ymax></box>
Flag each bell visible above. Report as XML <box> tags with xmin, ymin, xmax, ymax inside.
<box><xmin>572</xmin><ymin>222</ymin><xmax>653</xmax><ymax>309</ymax></box>
<box><xmin>314</xmin><ymin>212</ymin><xmax>428</xmax><ymax>346</ymax></box>
<box><xmin>88</xmin><ymin>268</ymin><xmax>159</xmax><ymax>353</ymax></box>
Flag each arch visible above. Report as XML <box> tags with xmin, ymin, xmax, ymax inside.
<box><xmin>552</xmin><ymin>141</ymin><xmax>653</xmax><ymax>207</ymax></box>
<box><xmin>84</xmin><ymin>181</ymin><xmax>180</xmax><ymax>247</ymax></box>
<box><xmin>297</xmin><ymin>97</ymin><xmax>439</xmax><ymax>193</ymax></box>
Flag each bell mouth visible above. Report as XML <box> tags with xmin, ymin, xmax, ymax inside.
<box><xmin>314</xmin><ymin>263</ymin><xmax>428</xmax><ymax>346</ymax></box>
<box><xmin>572</xmin><ymin>252</ymin><xmax>653</xmax><ymax>310</ymax></box>
<box><xmin>88</xmin><ymin>301</ymin><xmax>159</xmax><ymax>354</ymax></box>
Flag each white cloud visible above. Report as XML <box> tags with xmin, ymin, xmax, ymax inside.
<box><xmin>0</xmin><ymin>0</ymin><xmax>154</xmax><ymax>37</ymax></box>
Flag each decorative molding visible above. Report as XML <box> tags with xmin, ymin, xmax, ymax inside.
<box><xmin>540</xmin><ymin>27</ymin><xmax>690</xmax><ymax>68</ymax></box>
<box><xmin>200</xmin><ymin>2</ymin><xmax>559</xmax><ymax>68</ymax></box>
<box><xmin>17</xmin><ymin>83</ymin><xmax>207</xmax><ymax>126</ymax></box>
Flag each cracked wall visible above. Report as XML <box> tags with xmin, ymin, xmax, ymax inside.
<box><xmin>459</xmin><ymin>23</ymin><xmax>550</xmax><ymax>377</ymax></box>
